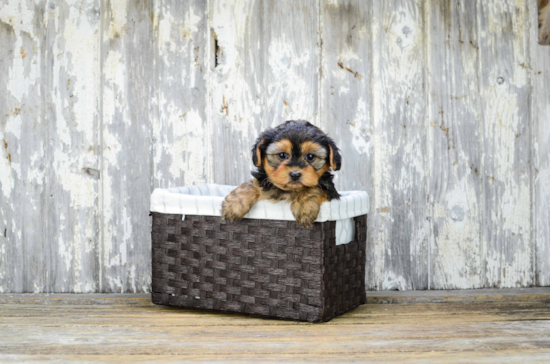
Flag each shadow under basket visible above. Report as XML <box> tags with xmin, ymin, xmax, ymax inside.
<box><xmin>151</xmin><ymin>213</ymin><xmax>367</xmax><ymax>322</ymax></box>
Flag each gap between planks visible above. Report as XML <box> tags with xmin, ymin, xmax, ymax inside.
<box><xmin>1</xmin><ymin>287</ymin><xmax>549</xmax><ymax>305</ymax></box>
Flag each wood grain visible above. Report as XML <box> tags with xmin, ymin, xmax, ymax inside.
<box><xmin>319</xmin><ymin>0</ymin><xmax>373</xmax><ymax>286</ymax></box>
<box><xmin>426</xmin><ymin>1</ymin><xmax>483</xmax><ymax>289</ymax></box>
<box><xmin>531</xmin><ymin>1</ymin><xmax>550</xmax><ymax>286</ymax></box>
<box><xmin>3</xmin><ymin>352</ymin><xmax>550</xmax><ymax>364</ymax></box>
<box><xmin>2</xmin><ymin>0</ymin><xmax>550</xmax><ymax>292</ymax></box>
<box><xmin>262</xmin><ymin>1</ymin><xmax>320</xmax><ymax>127</ymax></box>
<box><xmin>100</xmin><ymin>0</ymin><xmax>154</xmax><ymax>292</ymax></box>
<box><xmin>209</xmin><ymin>0</ymin><xmax>320</xmax><ymax>186</ymax></box>
<box><xmin>153</xmin><ymin>0</ymin><xmax>209</xmax><ymax>188</ymax></box>
<box><xmin>1</xmin><ymin>294</ymin><xmax>550</xmax><ymax>362</ymax></box>
<box><xmin>320</xmin><ymin>0</ymin><xmax>372</xmax><ymax>193</ymax></box>
<box><xmin>369</xmin><ymin>0</ymin><xmax>429</xmax><ymax>290</ymax></box>
<box><xmin>478</xmin><ymin>0</ymin><xmax>533</xmax><ymax>288</ymax></box>
<box><xmin>0</xmin><ymin>0</ymin><xmax>101</xmax><ymax>293</ymax></box>
<box><xmin>209</xmin><ymin>0</ymin><xmax>261</xmax><ymax>185</ymax></box>
<box><xmin>0</xmin><ymin>1</ymin><xmax>48</xmax><ymax>293</ymax></box>
<box><xmin>45</xmin><ymin>0</ymin><xmax>102</xmax><ymax>293</ymax></box>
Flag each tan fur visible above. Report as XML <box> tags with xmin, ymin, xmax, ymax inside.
<box><xmin>262</xmin><ymin>158</ymin><xmax>289</xmax><ymax>189</ymax></box>
<box><xmin>328</xmin><ymin>144</ymin><xmax>339</xmax><ymax>171</ymax></box>
<box><xmin>274</xmin><ymin>139</ymin><xmax>292</xmax><ymax>155</ymax></box>
<box><xmin>262</xmin><ymin>139</ymin><xmax>331</xmax><ymax>191</ymax></box>
<box><xmin>290</xmin><ymin>188</ymin><xmax>329</xmax><ymax>228</ymax></box>
<box><xmin>254</xmin><ymin>140</ymin><xmax>265</xmax><ymax>167</ymax></box>
<box><xmin>261</xmin><ymin>185</ymin><xmax>328</xmax><ymax>227</ymax></box>
<box><xmin>221</xmin><ymin>181</ymin><xmax>261</xmax><ymax>221</ymax></box>
<box><xmin>300</xmin><ymin>165</ymin><xmax>321</xmax><ymax>187</ymax></box>
<box><xmin>300</xmin><ymin>141</ymin><xmax>323</xmax><ymax>155</ymax></box>
<box><xmin>221</xmin><ymin>179</ymin><xmax>330</xmax><ymax>228</ymax></box>
<box><xmin>222</xmin><ymin>136</ymin><xmax>335</xmax><ymax>227</ymax></box>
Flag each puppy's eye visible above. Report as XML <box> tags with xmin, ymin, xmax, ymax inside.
<box><xmin>305</xmin><ymin>153</ymin><xmax>315</xmax><ymax>162</ymax></box>
<box><xmin>278</xmin><ymin>152</ymin><xmax>289</xmax><ymax>160</ymax></box>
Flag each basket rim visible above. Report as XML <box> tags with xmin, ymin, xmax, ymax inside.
<box><xmin>150</xmin><ymin>183</ymin><xmax>369</xmax><ymax>222</ymax></box>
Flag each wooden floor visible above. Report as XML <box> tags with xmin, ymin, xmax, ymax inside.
<box><xmin>1</xmin><ymin>289</ymin><xmax>550</xmax><ymax>363</ymax></box>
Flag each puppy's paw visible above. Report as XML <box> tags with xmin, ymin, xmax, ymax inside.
<box><xmin>221</xmin><ymin>182</ymin><xmax>260</xmax><ymax>222</ymax></box>
<box><xmin>291</xmin><ymin>200</ymin><xmax>321</xmax><ymax>228</ymax></box>
<box><xmin>221</xmin><ymin>198</ymin><xmax>248</xmax><ymax>222</ymax></box>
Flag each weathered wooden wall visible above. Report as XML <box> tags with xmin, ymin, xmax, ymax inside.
<box><xmin>1</xmin><ymin>0</ymin><xmax>549</xmax><ymax>293</ymax></box>
<box><xmin>539</xmin><ymin>0</ymin><xmax>550</xmax><ymax>44</ymax></box>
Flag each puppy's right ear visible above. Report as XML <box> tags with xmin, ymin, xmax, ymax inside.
<box><xmin>328</xmin><ymin>140</ymin><xmax>342</xmax><ymax>171</ymax></box>
<box><xmin>252</xmin><ymin>138</ymin><xmax>265</xmax><ymax>167</ymax></box>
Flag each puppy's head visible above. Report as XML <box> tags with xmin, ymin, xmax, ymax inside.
<box><xmin>251</xmin><ymin>120</ymin><xmax>341</xmax><ymax>191</ymax></box>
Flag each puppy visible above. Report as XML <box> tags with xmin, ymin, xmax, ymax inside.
<box><xmin>221</xmin><ymin>120</ymin><xmax>341</xmax><ymax>228</ymax></box>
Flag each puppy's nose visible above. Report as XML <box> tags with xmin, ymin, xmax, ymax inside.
<box><xmin>289</xmin><ymin>171</ymin><xmax>301</xmax><ymax>181</ymax></box>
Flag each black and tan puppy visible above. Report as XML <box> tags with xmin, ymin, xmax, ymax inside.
<box><xmin>221</xmin><ymin>120</ymin><xmax>341</xmax><ymax>227</ymax></box>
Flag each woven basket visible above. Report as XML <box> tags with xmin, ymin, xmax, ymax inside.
<box><xmin>150</xmin><ymin>184</ymin><xmax>368</xmax><ymax>323</ymax></box>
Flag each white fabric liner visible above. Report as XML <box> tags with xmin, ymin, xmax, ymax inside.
<box><xmin>150</xmin><ymin>184</ymin><xmax>369</xmax><ymax>246</ymax></box>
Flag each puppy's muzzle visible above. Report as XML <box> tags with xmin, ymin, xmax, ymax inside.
<box><xmin>289</xmin><ymin>170</ymin><xmax>302</xmax><ymax>182</ymax></box>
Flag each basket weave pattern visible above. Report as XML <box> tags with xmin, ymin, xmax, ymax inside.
<box><xmin>151</xmin><ymin>213</ymin><xmax>367</xmax><ymax>322</ymax></box>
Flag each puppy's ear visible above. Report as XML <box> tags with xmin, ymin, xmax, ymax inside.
<box><xmin>252</xmin><ymin>138</ymin><xmax>265</xmax><ymax>167</ymax></box>
<box><xmin>328</xmin><ymin>141</ymin><xmax>342</xmax><ymax>171</ymax></box>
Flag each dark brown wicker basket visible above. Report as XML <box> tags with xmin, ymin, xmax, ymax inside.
<box><xmin>151</xmin><ymin>213</ymin><xmax>367</xmax><ymax>322</ymax></box>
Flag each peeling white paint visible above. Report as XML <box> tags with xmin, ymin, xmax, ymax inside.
<box><xmin>348</xmin><ymin>98</ymin><xmax>369</xmax><ymax>154</ymax></box>
<box><xmin>480</xmin><ymin>0</ymin><xmax>533</xmax><ymax>288</ymax></box>
<box><xmin>158</xmin><ymin>11</ymin><xmax>175</xmax><ymax>52</ymax></box>
<box><xmin>0</xmin><ymin>142</ymin><xmax>14</xmax><ymax>199</ymax></box>
<box><xmin>1</xmin><ymin>0</ymin><xmax>548</xmax><ymax>294</ymax></box>
<box><xmin>172</xmin><ymin>110</ymin><xmax>206</xmax><ymax>184</ymax></box>
<box><xmin>382</xmin><ymin>272</ymin><xmax>408</xmax><ymax>291</ymax></box>
<box><xmin>57</xmin><ymin>213</ymin><xmax>73</xmax><ymax>272</ymax></box>
<box><xmin>129</xmin><ymin>264</ymin><xmax>137</xmax><ymax>293</ymax></box>
<box><xmin>107</xmin><ymin>0</ymin><xmax>127</xmax><ymax>39</ymax></box>
<box><xmin>1</xmin><ymin>0</ymin><xmax>39</xmax><ymax>103</ymax></box>
<box><xmin>119</xmin><ymin>242</ymin><xmax>127</xmax><ymax>266</ymax></box>
<box><xmin>107</xmin><ymin>276</ymin><xmax>124</xmax><ymax>293</ymax></box>
<box><xmin>432</xmin><ymin>180</ymin><xmax>483</xmax><ymax>289</ymax></box>
<box><xmin>63</xmin><ymin>6</ymin><xmax>98</xmax><ymax>146</ymax></box>
<box><xmin>267</xmin><ymin>39</ymin><xmax>314</xmax><ymax>122</ymax></box>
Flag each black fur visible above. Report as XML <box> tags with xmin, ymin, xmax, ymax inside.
<box><xmin>318</xmin><ymin>172</ymin><xmax>340</xmax><ymax>200</ymax></box>
<box><xmin>251</xmin><ymin>120</ymin><xmax>341</xmax><ymax>200</ymax></box>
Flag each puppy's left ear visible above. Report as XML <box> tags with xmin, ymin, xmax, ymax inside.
<box><xmin>328</xmin><ymin>140</ymin><xmax>342</xmax><ymax>171</ymax></box>
<box><xmin>251</xmin><ymin>138</ymin><xmax>265</xmax><ymax>167</ymax></box>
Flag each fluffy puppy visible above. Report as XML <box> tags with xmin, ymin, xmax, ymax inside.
<box><xmin>221</xmin><ymin>120</ymin><xmax>341</xmax><ymax>227</ymax></box>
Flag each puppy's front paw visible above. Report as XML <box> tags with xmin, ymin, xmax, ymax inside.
<box><xmin>221</xmin><ymin>182</ymin><xmax>260</xmax><ymax>222</ymax></box>
<box><xmin>291</xmin><ymin>200</ymin><xmax>321</xmax><ymax>228</ymax></box>
<box><xmin>221</xmin><ymin>198</ymin><xmax>248</xmax><ymax>222</ymax></box>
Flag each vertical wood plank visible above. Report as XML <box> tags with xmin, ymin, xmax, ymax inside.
<box><xmin>152</xmin><ymin>0</ymin><xmax>209</xmax><ymax>189</ymax></box>
<box><xmin>1</xmin><ymin>0</ymin><xmax>101</xmax><ymax>293</ymax></box>
<box><xmin>426</xmin><ymin>1</ymin><xmax>484</xmax><ymax>289</ymax></box>
<box><xmin>319</xmin><ymin>0</ymin><xmax>372</xmax><ymax>285</ymax></box>
<box><xmin>262</xmin><ymin>1</ymin><xmax>320</xmax><ymax>127</ymax></box>
<box><xmin>209</xmin><ymin>0</ymin><xmax>262</xmax><ymax>186</ymax></box>
<box><xmin>478</xmin><ymin>0</ymin><xmax>533</xmax><ymax>288</ymax></box>
<box><xmin>531</xmin><ymin>1</ymin><xmax>550</xmax><ymax>286</ymax></box>
<box><xmin>369</xmin><ymin>0</ymin><xmax>429</xmax><ymax>290</ymax></box>
<box><xmin>319</xmin><ymin>0</ymin><xmax>372</xmax><ymax>192</ymax></box>
<box><xmin>2</xmin><ymin>0</ymin><xmax>549</xmax><ymax>292</ymax></box>
<box><xmin>100</xmin><ymin>0</ymin><xmax>154</xmax><ymax>292</ymax></box>
<box><xmin>44</xmin><ymin>0</ymin><xmax>101</xmax><ymax>292</ymax></box>
<box><xmin>210</xmin><ymin>0</ymin><xmax>320</xmax><ymax>186</ymax></box>
<box><xmin>0</xmin><ymin>0</ymin><xmax>48</xmax><ymax>293</ymax></box>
